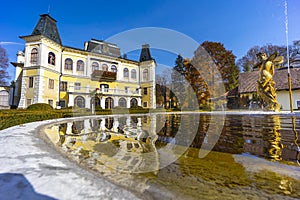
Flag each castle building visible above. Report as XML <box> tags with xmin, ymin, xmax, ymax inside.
<box><xmin>11</xmin><ymin>14</ymin><xmax>156</xmax><ymax>109</ymax></box>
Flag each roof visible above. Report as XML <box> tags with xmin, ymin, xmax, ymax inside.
<box><xmin>85</xmin><ymin>39</ymin><xmax>121</xmax><ymax>57</ymax></box>
<box><xmin>22</xmin><ymin>14</ymin><xmax>62</xmax><ymax>45</ymax></box>
<box><xmin>0</xmin><ymin>86</ymin><xmax>10</xmax><ymax>92</ymax></box>
<box><xmin>139</xmin><ymin>44</ymin><xmax>153</xmax><ymax>62</ymax></box>
<box><xmin>238</xmin><ymin>67</ymin><xmax>300</xmax><ymax>93</ymax></box>
<box><xmin>226</xmin><ymin>87</ymin><xmax>238</xmax><ymax>97</ymax></box>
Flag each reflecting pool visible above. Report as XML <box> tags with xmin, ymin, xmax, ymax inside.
<box><xmin>43</xmin><ymin>113</ymin><xmax>300</xmax><ymax>199</ymax></box>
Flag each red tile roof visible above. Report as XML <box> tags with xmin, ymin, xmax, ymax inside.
<box><xmin>238</xmin><ymin>68</ymin><xmax>300</xmax><ymax>93</ymax></box>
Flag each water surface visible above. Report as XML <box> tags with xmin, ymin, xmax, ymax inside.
<box><xmin>43</xmin><ymin>113</ymin><xmax>300</xmax><ymax>199</ymax></box>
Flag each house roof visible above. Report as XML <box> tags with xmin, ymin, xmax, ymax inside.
<box><xmin>238</xmin><ymin>67</ymin><xmax>300</xmax><ymax>93</ymax></box>
<box><xmin>227</xmin><ymin>87</ymin><xmax>239</xmax><ymax>97</ymax></box>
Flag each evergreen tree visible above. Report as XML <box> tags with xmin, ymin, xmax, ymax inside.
<box><xmin>171</xmin><ymin>55</ymin><xmax>187</xmax><ymax>108</ymax></box>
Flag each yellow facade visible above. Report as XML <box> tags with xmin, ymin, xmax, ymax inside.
<box><xmin>14</xmin><ymin>14</ymin><xmax>156</xmax><ymax>110</ymax></box>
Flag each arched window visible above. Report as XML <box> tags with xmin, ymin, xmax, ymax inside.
<box><xmin>105</xmin><ymin>97</ymin><xmax>114</xmax><ymax>109</ymax></box>
<box><xmin>111</xmin><ymin>65</ymin><xmax>117</xmax><ymax>72</ymax></box>
<box><xmin>130</xmin><ymin>98</ymin><xmax>138</xmax><ymax>107</ymax></box>
<box><xmin>102</xmin><ymin>64</ymin><xmax>108</xmax><ymax>71</ymax></box>
<box><xmin>48</xmin><ymin>52</ymin><xmax>55</xmax><ymax>65</ymax></box>
<box><xmin>131</xmin><ymin>69</ymin><xmax>136</xmax><ymax>79</ymax></box>
<box><xmin>30</xmin><ymin>48</ymin><xmax>38</xmax><ymax>64</ymax></box>
<box><xmin>123</xmin><ymin>68</ymin><xmax>129</xmax><ymax>78</ymax></box>
<box><xmin>74</xmin><ymin>96</ymin><xmax>85</xmax><ymax>108</ymax></box>
<box><xmin>92</xmin><ymin>62</ymin><xmax>99</xmax><ymax>71</ymax></box>
<box><xmin>65</xmin><ymin>58</ymin><xmax>73</xmax><ymax>70</ymax></box>
<box><xmin>143</xmin><ymin>69</ymin><xmax>149</xmax><ymax>81</ymax></box>
<box><xmin>119</xmin><ymin>98</ymin><xmax>127</xmax><ymax>108</ymax></box>
<box><xmin>77</xmin><ymin>60</ymin><xmax>84</xmax><ymax>71</ymax></box>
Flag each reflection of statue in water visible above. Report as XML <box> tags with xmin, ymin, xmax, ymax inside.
<box><xmin>255</xmin><ymin>52</ymin><xmax>283</xmax><ymax>112</ymax></box>
<box><xmin>267</xmin><ymin>115</ymin><xmax>283</xmax><ymax>161</ymax></box>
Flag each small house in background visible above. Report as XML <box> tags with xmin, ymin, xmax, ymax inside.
<box><xmin>0</xmin><ymin>86</ymin><xmax>10</xmax><ymax>109</ymax></box>
<box><xmin>237</xmin><ymin>52</ymin><xmax>300</xmax><ymax>111</ymax></box>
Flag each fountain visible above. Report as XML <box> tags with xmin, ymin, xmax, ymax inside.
<box><xmin>255</xmin><ymin>52</ymin><xmax>283</xmax><ymax>112</ymax></box>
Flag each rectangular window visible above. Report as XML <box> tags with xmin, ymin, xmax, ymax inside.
<box><xmin>59</xmin><ymin>100</ymin><xmax>66</xmax><ymax>108</ymax></box>
<box><xmin>29</xmin><ymin>77</ymin><xmax>34</xmax><ymax>88</ymax></box>
<box><xmin>143</xmin><ymin>87</ymin><xmax>148</xmax><ymax>95</ymax></box>
<box><xmin>74</xmin><ymin>82</ymin><xmax>81</xmax><ymax>90</ymax></box>
<box><xmin>48</xmin><ymin>99</ymin><xmax>53</xmax><ymax>107</ymax></box>
<box><xmin>60</xmin><ymin>81</ymin><xmax>68</xmax><ymax>91</ymax></box>
<box><xmin>48</xmin><ymin>79</ymin><xmax>54</xmax><ymax>89</ymax></box>
<box><xmin>143</xmin><ymin>102</ymin><xmax>148</xmax><ymax>107</ymax></box>
<box><xmin>297</xmin><ymin>100</ymin><xmax>300</xmax><ymax>109</ymax></box>
<box><xmin>27</xmin><ymin>99</ymin><xmax>32</xmax><ymax>106</ymax></box>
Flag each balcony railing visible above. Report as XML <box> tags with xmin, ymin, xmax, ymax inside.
<box><xmin>69</xmin><ymin>86</ymin><xmax>141</xmax><ymax>96</ymax></box>
<box><xmin>91</xmin><ymin>70</ymin><xmax>117</xmax><ymax>82</ymax></box>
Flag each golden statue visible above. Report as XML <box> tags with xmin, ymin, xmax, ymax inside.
<box><xmin>255</xmin><ymin>52</ymin><xmax>283</xmax><ymax>112</ymax></box>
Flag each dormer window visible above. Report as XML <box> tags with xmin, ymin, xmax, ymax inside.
<box><xmin>48</xmin><ymin>52</ymin><xmax>55</xmax><ymax>65</ymax></box>
<box><xmin>30</xmin><ymin>48</ymin><xmax>38</xmax><ymax>64</ymax></box>
<box><xmin>65</xmin><ymin>58</ymin><xmax>73</xmax><ymax>70</ymax></box>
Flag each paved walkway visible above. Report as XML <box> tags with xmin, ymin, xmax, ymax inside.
<box><xmin>0</xmin><ymin>118</ymin><xmax>141</xmax><ymax>200</ymax></box>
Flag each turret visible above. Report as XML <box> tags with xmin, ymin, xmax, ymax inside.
<box><xmin>139</xmin><ymin>44</ymin><xmax>153</xmax><ymax>62</ymax></box>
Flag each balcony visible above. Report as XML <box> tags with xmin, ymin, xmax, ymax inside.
<box><xmin>91</xmin><ymin>70</ymin><xmax>117</xmax><ymax>82</ymax></box>
<box><xmin>96</xmin><ymin>88</ymin><xmax>141</xmax><ymax>96</ymax></box>
<box><xmin>68</xmin><ymin>86</ymin><xmax>141</xmax><ymax>96</ymax></box>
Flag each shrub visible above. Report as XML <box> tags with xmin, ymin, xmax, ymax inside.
<box><xmin>95</xmin><ymin>106</ymin><xmax>103</xmax><ymax>111</ymax></box>
<box><xmin>130</xmin><ymin>105</ymin><xmax>143</xmax><ymax>109</ymax></box>
<box><xmin>27</xmin><ymin>103</ymin><xmax>53</xmax><ymax>111</ymax></box>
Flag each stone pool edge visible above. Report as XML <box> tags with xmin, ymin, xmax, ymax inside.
<box><xmin>0</xmin><ymin>117</ymin><xmax>143</xmax><ymax>200</ymax></box>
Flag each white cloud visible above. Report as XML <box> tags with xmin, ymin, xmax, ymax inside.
<box><xmin>0</xmin><ymin>42</ymin><xmax>23</xmax><ymax>46</ymax></box>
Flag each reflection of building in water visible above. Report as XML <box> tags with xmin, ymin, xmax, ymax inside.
<box><xmin>46</xmin><ymin>115</ymin><xmax>160</xmax><ymax>173</ymax></box>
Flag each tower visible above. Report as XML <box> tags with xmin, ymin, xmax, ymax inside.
<box><xmin>139</xmin><ymin>44</ymin><xmax>156</xmax><ymax>109</ymax></box>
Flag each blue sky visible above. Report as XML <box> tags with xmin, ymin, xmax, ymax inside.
<box><xmin>1</xmin><ymin>0</ymin><xmax>300</xmax><ymax>82</ymax></box>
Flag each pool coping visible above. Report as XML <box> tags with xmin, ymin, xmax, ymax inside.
<box><xmin>0</xmin><ymin>117</ymin><xmax>144</xmax><ymax>200</ymax></box>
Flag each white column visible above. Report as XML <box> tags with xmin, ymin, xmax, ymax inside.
<box><xmin>101</xmin><ymin>97</ymin><xmax>105</xmax><ymax>109</ymax></box>
<box><xmin>68</xmin><ymin>94</ymin><xmax>74</xmax><ymax>107</ymax></box>
<box><xmin>127</xmin><ymin>97</ymin><xmax>131</xmax><ymax>108</ymax></box>
<box><xmin>114</xmin><ymin>97</ymin><xmax>119</xmax><ymax>107</ymax></box>
<box><xmin>86</xmin><ymin>96</ymin><xmax>91</xmax><ymax>109</ymax></box>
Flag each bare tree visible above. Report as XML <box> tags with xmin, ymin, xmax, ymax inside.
<box><xmin>0</xmin><ymin>46</ymin><xmax>10</xmax><ymax>85</ymax></box>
